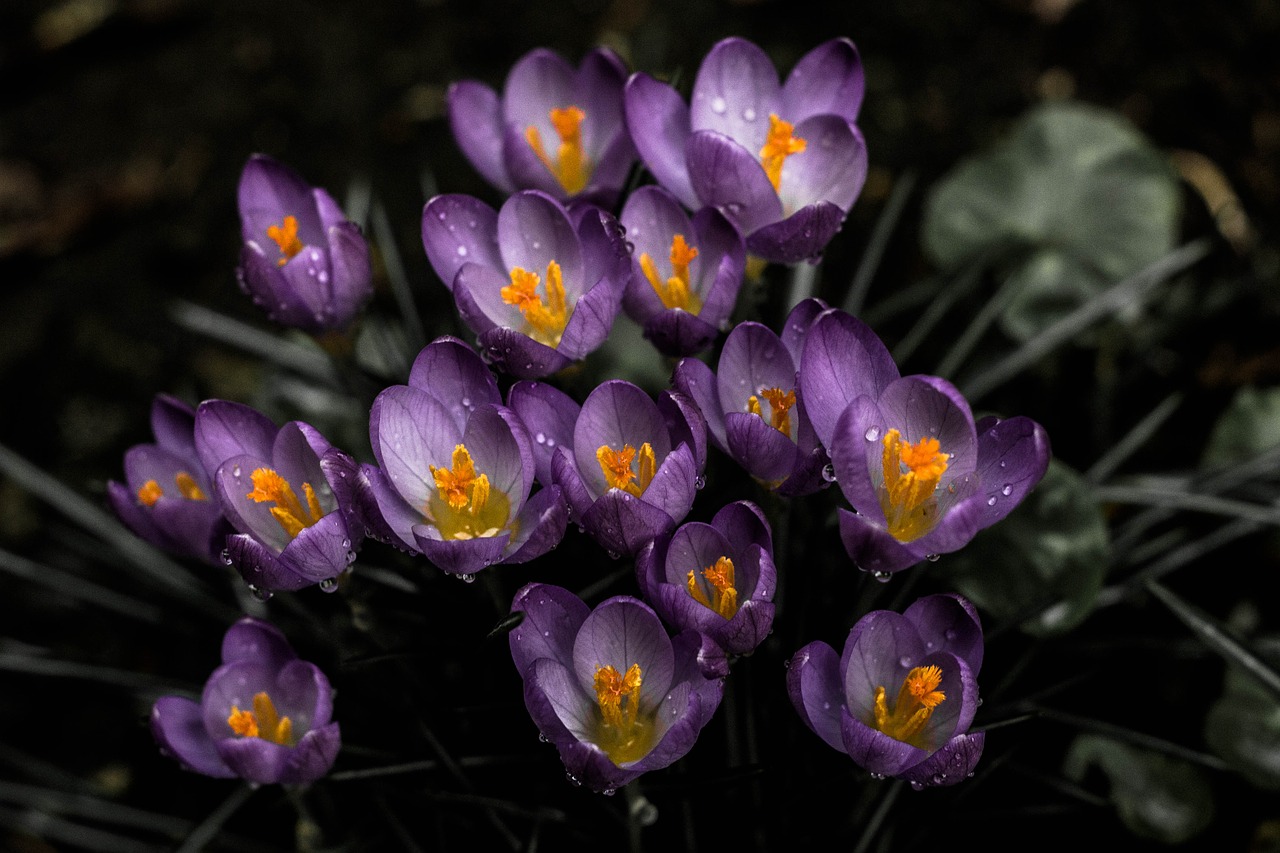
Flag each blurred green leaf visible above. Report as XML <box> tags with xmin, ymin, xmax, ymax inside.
<box><xmin>922</xmin><ymin>101</ymin><xmax>1181</xmax><ymax>341</ymax></box>
<box><xmin>943</xmin><ymin>459</ymin><xmax>1107</xmax><ymax>635</ymax></box>
<box><xmin>1205</xmin><ymin>637</ymin><xmax>1280</xmax><ymax>790</ymax></box>
<box><xmin>1064</xmin><ymin>734</ymin><xmax>1215</xmax><ymax>844</ymax></box>
<box><xmin>1201</xmin><ymin>385</ymin><xmax>1280</xmax><ymax>471</ymax></box>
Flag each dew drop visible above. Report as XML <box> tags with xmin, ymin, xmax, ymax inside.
<box><xmin>821</xmin><ymin>463</ymin><xmax>837</xmax><ymax>482</ymax></box>
<box><xmin>910</xmin><ymin>780</ymin><xmax>925</xmax><ymax>791</ymax></box>
<box><xmin>864</xmin><ymin>426</ymin><xmax>881</xmax><ymax>442</ymax></box>
<box><xmin>460</xmin><ymin>573</ymin><xmax>476</xmax><ymax>584</ymax></box>
<box><xmin>872</xmin><ymin>570</ymin><xmax>892</xmax><ymax>583</ymax></box>
<box><xmin>925</xmin><ymin>553</ymin><xmax>940</xmax><ymax>562</ymax></box>
<box><xmin>220</xmin><ymin>549</ymin><xmax>232</xmax><ymax>566</ymax></box>
<box><xmin>537</xmin><ymin>732</ymin><xmax>549</xmax><ymax>743</ymax></box>
<box><xmin>710</xmin><ymin>96</ymin><xmax>727</xmax><ymax>114</ymax></box>
<box><xmin>535</xmin><ymin>432</ymin><xmax>547</xmax><ymax>445</ymax></box>
<box><xmin>944</xmin><ymin>628</ymin><xmax>958</xmax><ymax>641</ymax></box>
<box><xmin>999</xmin><ymin>459</ymin><xmax>1007</xmax><ymax>468</ymax></box>
<box><xmin>317</xmin><ymin>271</ymin><xmax>328</xmax><ymax>283</ymax></box>
<box><xmin>869</xmin><ymin>772</ymin><xmax>886</xmax><ymax>781</ymax></box>
<box><xmin>742</xmin><ymin>107</ymin><xmax>756</xmax><ymax>121</ymax></box>
<box><xmin>899</xmin><ymin>655</ymin><xmax>912</xmax><ymax>668</ymax></box>
<box><xmin>250</xmin><ymin>585</ymin><xmax>273</xmax><ymax>602</ymax></box>
<box><xmin>607</xmin><ymin>550</ymin><xmax>622</xmax><ymax>560</ymax></box>
<box><xmin>346</xmin><ymin>550</ymin><xmax>357</xmax><ymax>565</ymax></box>
<box><xmin>601</xmin><ymin>788</ymin><xmax>617</xmax><ymax>797</ymax></box>
<box><xmin>231</xmin><ymin>465</ymin><xmax>242</xmax><ymax>478</ymax></box>
<box><xmin>341</xmin><ymin>538</ymin><xmax>351</xmax><ymax>550</ymax></box>
<box><xmin>456</xmin><ymin>245</ymin><xmax>468</xmax><ymax>257</ymax></box>
<box><xmin>694</xmin><ymin>475</ymin><xmax>706</xmax><ymax>490</ymax></box>
<box><xmin>1001</xmin><ymin>484</ymin><xmax>1013</xmax><ymax>496</ymax></box>
<box><xmin>319</xmin><ymin>577</ymin><xmax>339</xmax><ymax>593</ymax></box>
<box><xmin>986</xmin><ymin>496</ymin><xmax>997</xmax><ymax>506</ymax></box>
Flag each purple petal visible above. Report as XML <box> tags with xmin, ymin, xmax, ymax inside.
<box><xmin>238</xmin><ymin>154</ymin><xmax>322</xmax><ymax>246</ymax></box>
<box><xmin>582</xmin><ymin>489</ymin><xmax>678</xmax><ymax>557</ymax></box>
<box><xmin>780</xmin><ymin>297</ymin><xmax>828</xmax><ymax>363</ymax></box>
<box><xmin>574</xmin><ymin>48</ymin><xmax>629</xmax><ymax>157</ymax></box>
<box><xmin>713</xmin><ymin>499</ymin><xmax>774</xmax><ymax>559</ymax></box>
<box><xmin>557</xmin><ymin>266</ymin><xmax>622</xmax><ymax>361</ymax></box>
<box><xmin>504</xmin><ymin>485</ymin><xmax>569</xmax><ymax>563</ymax></box>
<box><xmin>273</xmin><ymin>511</ymin><xmax>352</xmax><ymax>585</ymax></box>
<box><xmin>745</xmin><ymin>200</ymin><xmax>846</xmax><ymax>264</ymax></box>
<box><xmin>502</xmin><ymin>124</ymin><xmax>569</xmax><ymax>199</ymax></box>
<box><xmin>507</xmin><ymin>381</ymin><xmax>580</xmax><ymax>487</ymax></box>
<box><xmin>659</xmin><ymin>390</ymin><xmax>709</xmax><ymax>476</ymax></box>
<box><xmin>476</xmin><ymin>326</ymin><xmax>571</xmax><ymax>379</ymax></box>
<box><xmin>799</xmin><ymin>309</ymin><xmax>898</xmax><ymax>449</ymax></box>
<box><xmin>899</xmin><ymin>732</ymin><xmax>985</xmax><ymax>787</ymax></box>
<box><xmin>551</xmin><ymin>445</ymin><xmax>592</xmax><ymax>522</ymax></box>
<box><xmin>408</xmin><ymin>336</ymin><xmax>502</xmax><ymax>418</ymax></box>
<box><xmin>151</xmin><ymin>696</ymin><xmax>235</xmax><ymax>778</ymax></box>
<box><xmin>780</xmin><ymin>38</ymin><xmax>864</xmax><ymax>123</ymax></box>
<box><xmin>840</xmin><ymin>712</ymin><xmax>928</xmax><ymax>777</ymax></box>
<box><xmin>623</xmin><ymin>72</ymin><xmax>698</xmax><ymax>209</ymax></box>
<box><xmin>972</xmin><ymin>415</ymin><xmax>1052</xmax><ymax>528</ymax></box>
<box><xmin>452</xmin><ymin>261</ymin><xmax>513</xmax><ymax>333</ymax></box>
<box><xmin>216</xmin><ymin>737</ymin><xmax>293</xmax><ymax>785</ymax></box>
<box><xmin>717</xmin><ymin>322</ymin><xmax>798</xmax><ymax>419</ymax></box>
<box><xmin>281</xmin><ymin>722</ymin><xmax>341</xmax><ymax>784</ymax></box>
<box><xmin>220</xmin><ymin>617</ymin><xmax>294</xmax><ymax>668</ymax></box>
<box><xmin>573</xmin><ymin>381</ymin><xmax>670</xmax><ymax>497</ymax></box>
<box><xmin>837</xmin><ymin>508</ymin><xmax>922</xmax><ymax>575</ymax></box>
<box><xmin>830</xmin><ymin>395</ymin><xmax>889</xmax><ymax>523</ymax></box>
<box><xmin>417</xmin><ymin>531</ymin><xmax>512</xmax><ymax>576</ymax></box>
<box><xmin>642</xmin><ymin>310</ymin><xmax>720</xmax><ymax>358</ymax></box>
<box><xmin>686</xmin><ymin>131</ymin><xmax>782</xmax><ymax>235</ymax></box>
<box><xmin>502</xmin><ymin>49</ymin><xmax>576</xmax><ymax>132</ymax></box>
<box><xmin>369</xmin><ymin>386</ymin><xmax>460</xmax><ymax>511</ymax></box>
<box><xmin>840</xmin><ymin>610</ymin><xmax>929</xmax><ymax>722</ymax></box>
<box><xmin>673</xmin><ymin>357</ymin><xmax>726</xmax><ymax>452</ymax></box>
<box><xmin>216</xmin><ymin>453</ymin><xmax>290</xmax><ymax>551</ymax></box>
<box><xmin>786</xmin><ymin>641</ymin><xmax>846</xmax><ymax>752</ymax></box>
<box><xmin>497</xmin><ymin>191</ymin><xmax>584</xmax><ymax>287</ymax></box>
<box><xmin>510</xmin><ymin>582</ymin><xmax>590</xmax><ymax>675</ymax></box>
<box><xmin>690</xmin><ymin>37</ymin><xmax>781</xmax><ymax>147</ymax></box>
<box><xmin>725</xmin><ymin>411</ymin><xmax>802</xmax><ymax>485</ymax></box>
<box><xmin>778</xmin><ymin>115</ymin><xmax>867</xmax><ymax>215</ymax></box>
<box><xmin>573</xmin><ymin>597</ymin><xmax>674</xmax><ymax>707</ymax></box>
<box><xmin>360</xmin><ymin>463</ymin><xmax>422</xmax><ymax>551</ymax></box>
<box><xmin>447</xmin><ymin>81</ymin><xmax>514</xmax><ymax>194</ymax></box>
<box><xmin>421</xmin><ymin>194</ymin><xmax>502</xmax><ymax>291</ymax></box>
<box><xmin>194</xmin><ymin>400</ymin><xmax>278</xmax><ymax>480</ymax></box>
<box><xmin>325</xmin><ymin>222</ymin><xmax>372</xmax><ymax>329</ymax></box>
<box><xmin>150</xmin><ymin>394</ymin><xmax>198</xmax><ymax>456</ymax></box>
<box><xmin>634</xmin><ymin>441</ymin><xmax>697</xmax><ymax>527</ymax></box>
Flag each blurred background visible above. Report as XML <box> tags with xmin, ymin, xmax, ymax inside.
<box><xmin>2</xmin><ymin>0</ymin><xmax>1279</xmax><ymax>850</ymax></box>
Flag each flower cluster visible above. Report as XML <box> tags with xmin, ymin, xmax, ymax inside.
<box><xmin>124</xmin><ymin>35</ymin><xmax>1050</xmax><ymax>798</ymax></box>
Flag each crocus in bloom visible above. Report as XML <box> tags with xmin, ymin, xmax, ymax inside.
<box><xmin>509</xmin><ymin>583</ymin><xmax>724</xmax><ymax>792</ymax></box>
<box><xmin>787</xmin><ymin>593</ymin><xmax>985</xmax><ymax>787</ymax></box>
<box><xmin>422</xmin><ymin>189</ymin><xmax>630</xmax><ymax>379</ymax></box>
<box><xmin>194</xmin><ymin>400</ymin><xmax>358</xmax><ymax>592</ymax></box>
<box><xmin>344</xmin><ymin>337</ymin><xmax>567</xmax><ymax>576</ymax></box>
<box><xmin>636</xmin><ymin>500</ymin><xmax>776</xmax><ymax>659</ymax></box>
<box><xmin>624</xmin><ymin>37</ymin><xmax>868</xmax><ymax>264</ymax></box>
<box><xmin>549</xmin><ymin>379</ymin><xmax>707</xmax><ymax>557</ymax></box>
<box><xmin>107</xmin><ymin>394</ymin><xmax>232</xmax><ymax>565</ymax></box>
<box><xmin>236</xmin><ymin>154</ymin><xmax>373</xmax><ymax>333</ymax></box>
<box><xmin>799</xmin><ymin>308</ymin><xmax>1051</xmax><ymax>574</ymax></box>
<box><xmin>619</xmin><ymin>185</ymin><xmax>745</xmax><ymax>356</ymax></box>
<box><xmin>675</xmin><ymin>297</ymin><xmax>827</xmax><ymax>495</ymax></box>
<box><xmin>447</xmin><ymin>47</ymin><xmax>635</xmax><ymax>206</ymax></box>
<box><xmin>151</xmin><ymin>617</ymin><xmax>340</xmax><ymax>785</ymax></box>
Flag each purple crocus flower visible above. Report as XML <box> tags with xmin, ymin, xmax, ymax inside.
<box><xmin>447</xmin><ymin>47</ymin><xmax>635</xmax><ymax>207</ymax></box>
<box><xmin>787</xmin><ymin>593</ymin><xmax>985</xmax><ymax>787</ymax></box>
<box><xmin>340</xmin><ymin>337</ymin><xmax>567</xmax><ymax>576</ymax></box>
<box><xmin>548</xmin><ymin>380</ymin><xmax>706</xmax><ymax>557</ymax></box>
<box><xmin>152</xmin><ymin>617</ymin><xmax>339</xmax><ymax>785</ymax></box>
<box><xmin>506</xmin><ymin>379</ymin><xmax>581</xmax><ymax>488</ymax></box>
<box><xmin>799</xmin><ymin>308</ymin><xmax>1051</xmax><ymax>574</ymax></box>
<box><xmin>107</xmin><ymin>394</ymin><xmax>233</xmax><ymax>565</ymax></box>
<box><xmin>635</xmin><ymin>500</ymin><xmax>776</xmax><ymax>659</ymax></box>
<box><xmin>624</xmin><ymin>37</ymin><xmax>868</xmax><ymax>264</ymax></box>
<box><xmin>194</xmin><ymin>400</ymin><xmax>359</xmax><ymax>592</ymax></box>
<box><xmin>509</xmin><ymin>583</ymin><xmax>724</xmax><ymax>793</ymax></box>
<box><xmin>619</xmin><ymin>185</ymin><xmax>745</xmax><ymax>356</ymax></box>
<box><xmin>674</xmin><ymin>297</ymin><xmax>828</xmax><ymax>495</ymax></box>
<box><xmin>236</xmin><ymin>154</ymin><xmax>372</xmax><ymax>334</ymax></box>
<box><xmin>422</xmin><ymin>189</ymin><xmax>630</xmax><ymax>379</ymax></box>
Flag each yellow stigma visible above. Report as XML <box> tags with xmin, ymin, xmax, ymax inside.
<box><xmin>871</xmin><ymin>665</ymin><xmax>946</xmax><ymax>747</ymax></box>
<box><xmin>175</xmin><ymin>471</ymin><xmax>208</xmax><ymax>501</ymax></box>
<box><xmin>525</xmin><ymin>106</ymin><xmax>590</xmax><ymax>195</ymax></box>
<box><xmin>879</xmin><ymin>429</ymin><xmax>950</xmax><ymax>542</ymax></box>
<box><xmin>266</xmin><ymin>215</ymin><xmax>304</xmax><ymax>267</ymax></box>
<box><xmin>592</xmin><ymin>663</ymin><xmax>656</xmax><ymax>765</ymax></box>
<box><xmin>596</xmin><ymin>442</ymin><xmax>657</xmax><ymax>498</ymax></box>
<box><xmin>426</xmin><ymin>444</ymin><xmax>511</xmax><ymax>541</ymax></box>
<box><xmin>746</xmin><ymin>387</ymin><xmax>797</xmax><ymax>439</ymax></box>
<box><xmin>686</xmin><ymin>556</ymin><xmax>739</xmax><ymax>620</ymax></box>
<box><xmin>227</xmin><ymin>691</ymin><xmax>295</xmax><ymax>746</ymax></box>
<box><xmin>246</xmin><ymin>468</ymin><xmax>325</xmax><ymax>540</ymax></box>
<box><xmin>501</xmin><ymin>261</ymin><xmax>570</xmax><ymax>347</ymax></box>
<box><xmin>137</xmin><ymin>479</ymin><xmax>164</xmax><ymax>507</ymax></box>
<box><xmin>640</xmin><ymin>234</ymin><xmax>703</xmax><ymax>313</ymax></box>
<box><xmin>759</xmin><ymin>114</ymin><xmax>807</xmax><ymax>194</ymax></box>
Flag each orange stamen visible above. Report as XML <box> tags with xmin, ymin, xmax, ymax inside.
<box><xmin>879</xmin><ymin>429</ymin><xmax>950</xmax><ymax>542</ymax></box>
<box><xmin>226</xmin><ymin>691</ymin><xmax>295</xmax><ymax>746</ymax></box>
<box><xmin>686</xmin><ymin>556</ymin><xmax>739</xmax><ymax>619</ymax></box>
<box><xmin>871</xmin><ymin>665</ymin><xmax>947</xmax><ymax>746</ymax></box>
<box><xmin>596</xmin><ymin>443</ymin><xmax>657</xmax><ymax>498</ymax></box>
<box><xmin>137</xmin><ymin>479</ymin><xmax>164</xmax><ymax>507</ymax></box>
<box><xmin>525</xmin><ymin>106</ymin><xmax>590</xmax><ymax>195</ymax></box>
<box><xmin>640</xmin><ymin>234</ymin><xmax>702</xmax><ymax>313</ymax></box>
<box><xmin>759</xmin><ymin>114</ymin><xmax>807</xmax><ymax>194</ymax></box>
<box><xmin>501</xmin><ymin>261</ymin><xmax>570</xmax><ymax>347</ymax></box>
<box><xmin>266</xmin><ymin>215</ymin><xmax>304</xmax><ymax>267</ymax></box>
<box><xmin>246</xmin><ymin>468</ymin><xmax>325</xmax><ymax>539</ymax></box>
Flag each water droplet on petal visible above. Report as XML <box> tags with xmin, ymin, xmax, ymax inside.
<box><xmin>535</xmin><ymin>432</ymin><xmax>546</xmax><ymax>445</ymax></box>
<box><xmin>821</xmin><ymin>463</ymin><xmax>837</xmax><ymax>482</ymax></box>
<box><xmin>710</xmin><ymin>96</ymin><xmax>727</xmax><ymax>114</ymax></box>
<box><xmin>742</xmin><ymin>107</ymin><xmax>756</xmax><ymax>121</ymax></box>
<box><xmin>944</xmin><ymin>628</ymin><xmax>958</xmax><ymax>641</ymax></box>
<box><xmin>910</xmin><ymin>780</ymin><xmax>925</xmax><ymax>791</ymax></box>
<box><xmin>460</xmin><ymin>573</ymin><xmax>476</xmax><ymax>584</ymax></box>
<box><xmin>1001</xmin><ymin>484</ymin><xmax>1013</xmax><ymax>496</ymax></box>
<box><xmin>319</xmin><ymin>577</ymin><xmax>339</xmax><ymax>593</ymax></box>
<box><xmin>220</xmin><ymin>549</ymin><xmax>232</xmax><ymax>566</ymax></box>
<box><xmin>872</xmin><ymin>570</ymin><xmax>892</xmax><ymax>583</ymax></box>
<box><xmin>456</xmin><ymin>245</ymin><xmax>468</xmax><ymax>257</ymax></box>
<box><xmin>694</xmin><ymin>475</ymin><xmax>706</xmax><ymax>490</ymax></box>
<box><xmin>231</xmin><ymin>465</ymin><xmax>242</xmax><ymax>478</ymax></box>
<box><xmin>925</xmin><ymin>553</ymin><xmax>940</xmax><ymax>562</ymax></box>
<box><xmin>869</xmin><ymin>772</ymin><xmax>886</xmax><ymax>781</ymax></box>
<box><xmin>987</xmin><ymin>496</ymin><xmax>997</xmax><ymax>506</ymax></box>
<box><xmin>864</xmin><ymin>426</ymin><xmax>881</xmax><ymax>442</ymax></box>
<box><xmin>250</xmin><ymin>585</ymin><xmax>273</xmax><ymax>602</ymax></box>
<box><xmin>899</xmin><ymin>655</ymin><xmax>912</xmax><ymax>668</ymax></box>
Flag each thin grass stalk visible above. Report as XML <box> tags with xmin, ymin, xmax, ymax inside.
<box><xmin>842</xmin><ymin>171</ymin><xmax>917</xmax><ymax>318</ymax></box>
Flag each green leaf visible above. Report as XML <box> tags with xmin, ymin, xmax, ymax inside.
<box><xmin>943</xmin><ymin>459</ymin><xmax>1107</xmax><ymax>636</ymax></box>
<box><xmin>922</xmin><ymin>101</ymin><xmax>1181</xmax><ymax>341</ymax></box>
<box><xmin>1064</xmin><ymin>734</ymin><xmax>1215</xmax><ymax>844</ymax></box>
<box><xmin>1205</xmin><ymin>636</ymin><xmax>1280</xmax><ymax>790</ymax></box>
<box><xmin>1201</xmin><ymin>385</ymin><xmax>1280</xmax><ymax>471</ymax></box>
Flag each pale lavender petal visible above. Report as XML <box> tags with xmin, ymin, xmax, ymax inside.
<box><xmin>972</xmin><ymin>415</ymin><xmax>1052</xmax><ymax>528</ymax></box>
<box><xmin>717</xmin><ymin>322</ymin><xmax>798</xmax><ymax>421</ymax></box>
<box><xmin>778</xmin><ymin>115</ymin><xmax>867</xmax><ymax>214</ymax></box>
<box><xmin>582</xmin><ymin>489</ymin><xmax>679</xmax><ymax>557</ymax></box>
<box><xmin>447</xmin><ymin>81</ymin><xmax>514</xmax><ymax>194</ymax></box>
<box><xmin>216</xmin><ymin>737</ymin><xmax>292</xmax><ymax>785</ymax></box>
<box><xmin>876</xmin><ymin>376</ymin><xmax>977</xmax><ymax>480</ymax></box>
<box><xmin>672</xmin><ymin>357</ymin><xmax>726</xmax><ymax>452</ymax></box>
<box><xmin>502</xmin><ymin>49</ymin><xmax>576</xmax><ymax>131</ymax></box>
<box><xmin>786</xmin><ymin>641</ymin><xmax>846</xmax><ymax>752</ymax></box>
<box><xmin>238</xmin><ymin>154</ymin><xmax>321</xmax><ymax>245</ymax></box>
<box><xmin>151</xmin><ymin>697</ymin><xmax>235</xmax><ymax>778</ymax></box>
<box><xmin>840</xmin><ymin>611</ymin><xmax>928</xmax><ymax>721</ymax></box>
<box><xmin>557</xmin><ymin>270</ymin><xmax>622</xmax><ymax>360</ymax></box>
<box><xmin>830</xmin><ymin>395</ymin><xmax>889</xmax><ymax>523</ymax></box>
<box><xmin>370</xmin><ymin>386</ymin><xmax>459</xmax><ymax>511</ymax></box>
<box><xmin>780</xmin><ymin>297</ymin><xmax>828</xmax><ymax>363</ymax></box>
<box><xmin>746</xmin><ymin>200</ymin><xmax>846</xmax><ymax>264</ymax></box>
<box><xmin>194</xmin><ymin>400</ymin><xmax>278</xmax><ymax>479</ymax></box>
<box><xmin>453</xmin><ymin>261</ymin><xmax>516</xmax><ymax>332</ymax></box>
<box><xmin>837</xmin><ymin>508</ymin><xmax>922</xmax><ymax>575</ymax></box>
<box><xmin>573</xmin><ymin>381</ymin><xmax>670</xmax><ymax>498</ymax></box>
<box><xmin>217</xmin><ymin>453</ymin><xmax>290</xmax><ymax>551</ymax></box>
<box><xmin>417</xmin><ymin>532</ymin><xmax>511</xmax><ymax>576</ymax></box>
<box><xmin>690</xmin><ymin>37</ymin><xmax>781</xmax><ymax>147</ymax></box>
<box><xmin>281</xmin><ymin>723</ymin><xmax>341</xmax><ymax>785</ymax></box>
<box><xmin>573</xmin><ymin>597</ymin><xmax>674</xmax><ymax>708</ymax></box>
<box><xmin>503</xmin><ymin>485</ymin><xmax>568</xmax><ymax>563</ymax></box>
<box><xmin>326</xmin><ymin>222</ymin><xmax>373</xmax><ymax>329</ymax></box>
<box><xmin>507</xmin><ymin>381</ymin><xmax>580</xmax><ymax>487</ymax></box>
<box><xmin>421</xmin><ymin>194</ymin><xmax>502</xmax><ymax>291</ymax></box>
<box><xmin>150</xmin><ymin>395</ymin><xmax>198</xmax><ymax>456</ymax></box>
<box><xmin>899</xmin><ymin>732</ymin><xmax>985</xmax><ymax>787</ymax></box>
<box><xmin>497</xmin><ymin>191</ymin><xmax>584</xmax><ymax>286</ymax></box>
<box><xmin>623</xmin><ymin>72</ymin><xmax>698</xmax><ymax>209</ymax></box>
<box><xmin>221</xmin><ymin>617</ymin><xmax>294</xmax><ymax>668</ymax></box>
<box><xmin>361</xmin><ymin>464</ymin><xmax>421</xmax><ymax>551</ymax></box>
<box><xmin>407</xmin><ymin>336</ymin><xmax>502</xmax><ymax>425</ymax></box>
<box><xmin>509</xmin><ymin>581</ymin><xmax>590</xmax><ymax>675</ymax></box>
<box><xmin>686</xmin><ymin>131</ymin><xmax>782</xmax><ymax>236</ymax></box>
<box><xmin>725</xmin><ymin>411</ymin><xmax>801</xmax><ymax>485</ymax></box>
<box><xmin>477</xmin><ymin>326</ymin><xmax>571</xmax><ymax>379</ymax></box>
<box><xmin>841</xmin><ymin>713</ymin><xmax>927</xmax><ymax>778</ymax></box>
<box><xmin>780</xmin><ymin>37</ymin><xmax>865</xmax><ymax>123</ymax></box>
<box><xmin>799</xmin><ymin>309</ymin><xmax>898</xmax><ymax>449</ymax></box>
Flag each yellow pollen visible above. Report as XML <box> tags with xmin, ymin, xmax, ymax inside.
<box><xmin>640</xmin><ymin>234</ymin><xmax>703</xmax><ymax>313</ymax></box>
<box><xmin>592</xmin><ymin>663</ymin><xmax>656</xmax><ymax>765</ymax></box>
<box><xmin>759</xmin><ymin>114</ymin><xmax>807</xmax><ymax>194</ymax></box>
<box><xmin>246</xmin><ymin>468</ymin><xmax>325</xmax><ymax>540</ymax></box>
<box><xmin>879</xmin><ymin>429</ymin><xmax>950</xmax><ymax>542</ymax></box>
<box><xmin>227</xmin><ymin>691</ymin><xmax>295</xmax><ymax>746</ymax></box>
<box><xmin>596</xmin><ymin>442</ymin><xmax>657</xmax><ymax>498</ymax></box>
<box><xmin>871</xmin><ymin>665</ymin><xmax>947</xmax><ymax>747</ymax></box>
<box><xmin>501</xmin><ymin>261</ymin><xmax>570</xmax><ymax>347</ymax></box>
<box><xmin>525</xmin><ymin>105</ymin><xmax>590</xmax><ymax>195</ymax></box>
<box><xmin>175</xmin><ymin>471</ymin><xmax>208</xmax><ymax>501</ymax></box>
<box><xmin>266</xmin><ymin>215</ymin><xmax>304</xmax><ymax>267</ymax></box>
<box><xmin>747</xmin><ymin>387</ymin><xmax>797</xmax><ymax>437</ymax></box>
<box><xmin>686</xmin><ymin>556</ymin><xmax>739</xmax><ymax>620</ymax></box>
<box><xmin>425</xmin><ymin>444</ymin><xmax>510</xmax><ymax>541</ymax></box>
<box><xmin>137</xmin><ymin>479</ymin><xmax>164</xmax><ymax>507</ymax></box>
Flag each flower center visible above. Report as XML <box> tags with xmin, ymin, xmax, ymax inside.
<box><xmin>640</xmin><ymin>234</ymin><xmax>702</xmax><ymax>313</ymax></box>
<box><xmin>871</xmin><ymin>665</ymin><xmax>946</xmax><ymax>748</ymax></box>
<box><xmin>759</xmin><ymin>113</ymin><xmax>806</xmax><ymax>195</ymax></box>
<box><xmin>501</xmin><ymin>261</ymin><xmax>571</xmax><ymax>347</ymax></box>
<box><xmin>747</xmin><ymin>387</ymin><xmax>797</xmax><ymax>439</ymax></box>
<box><xmin>136</xmin><ymin>471</ymin><xmax>209</xmax><ymax>507</ymax></box>
<box><xmin>525</xmin><ymin>106</ymin><xmax>590</xmax><ymax>195</ymax></box>
<box><xmin>246</xmin><ymin>468</ymin><xmax>325</xmax><ymax>539</ymax></box>
<box><xmin>591</xmin><ymin>663</ymin><xmax>656</xmax><ymax>765</ymax></box>
<box><xmin>427</xmin><ymin>444</ymin><xmax>511</xmax><ymax>541</ymax></box>
<box><xmin>879</xmin><ymin>428</ymin><xmax>950</xmax><ymax>542</ymax></box>
<box><xmin>266</xmin><ymin>215</ymin><xmax>304</xmax><ymax>267</ymax></box>
<box><xmin>686</xmin><ymin>555</ymin><xmax>739</xmax><ymax>620</ymax></box>
<box><xmin>227</xmin><ymin>691</ymin><xmax>295</xmax><ymax>746</ymax></box>
<box><xmin>595</xmin><ymin>442</ymin><xmax>657</xmax><ymax>498</ymax></box>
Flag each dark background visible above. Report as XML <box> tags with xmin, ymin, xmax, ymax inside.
<box><xmin>2</xmin><ymin>1</ymin><xmax>1279</xmax><ymax>851</ymax></box>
